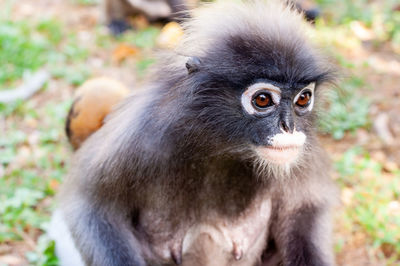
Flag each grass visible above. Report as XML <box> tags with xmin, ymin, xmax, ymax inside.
<box><xmin>0</xmin><ymin>20</ymin><xmax>53</xmax><ymax>90</ymax></box>
<box><xmin>318</xmin><ymin>76</ymin><xmax>370</xmax><ymax>139</ymax></box>
<box><xmin>0</xmin><ymin>9</ymin><xmax>86</xmax><ymax>264</ymax></box>
<box><xmin>0</xmin><ymin>16</ymin><xmax>91</xmax><ymax>90</ymax></box>
<box><xmin>335</xmin><ymin>147</ymin><xmax>400</xmax><ymax>263</ymax></box>
<box><xmin>316</xmin><ymin>0</ymin><xmax>400</xmax><ymax>51</ymax></box>
<box><xmin>0</xmin><ymin>99</ymin><xmax>70</xmax><ymax>265</ymax></box>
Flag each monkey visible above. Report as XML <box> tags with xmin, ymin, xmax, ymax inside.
<box><xmin>103</xmin><ymin>0</ymin><xmax>189</xmax><ymax>35</ymax></box>
<box><xmin>292</xmin><ymin>0</ymin><xmax>320</xmax><ymax>22</ymax></box>
<box><xmin>65</xmin><ymin>77</ymin><xmax>130</xmax><ymax>150</ymax></box>
<box><xmin>50</xmin><ymin>0</ymin><xmax>338</xmax><ymax>265</ymax></box>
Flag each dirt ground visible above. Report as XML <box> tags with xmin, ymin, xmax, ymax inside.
<box><xmin>1</xmin><ymin>0</ymin><xmax>400</xmax><ymax>265</ymax></box>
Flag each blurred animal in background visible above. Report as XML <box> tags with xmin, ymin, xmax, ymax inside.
<box><xmin>292</xmin><ymin>0</ymin><xmax>320</xmax><ymax>22</ymax></box>
<box><xmin>103</xmin><ymin>0</ymin><xmax>189</xmax><ymax>35</ymax></box>
<box><xmin>65</xmin><ymin>77</ymin><xmax>130</xmax><ymax>150</ymax></box>
<box><xmin>52</xmin><ymin>1</ymin><xmax>338</xmax><ymax>265</ymax></box>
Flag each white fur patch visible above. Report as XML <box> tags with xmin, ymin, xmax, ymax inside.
<box><xmin>177</xmin><ymin>0</ymin><xmax>308</xmax><ymax>57</ymax></box>
<box><xmin>293</xmin><ymin>82</ymin><xmax>316</xmax><ymax>111</ymax></box>
<box><xmin>255</xmin><ymin>129</ymin><xmax>306</xmax><ymax>165</ymax></box>
<box><xmin>241</xmin><ymin>82</ymin><xmax>281</xmax><ymax>115</ymax></box>
<box><xmin>48</xmin><ymin>210</ymin><xmax>84</xmax><ymax>266</ymax></box>
<box><xmin>270</xmin><ymin>129</ymin><xmax>306</xmax><ymax>147</ymax></box>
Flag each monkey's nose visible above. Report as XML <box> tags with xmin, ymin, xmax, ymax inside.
<box><xmin>280</xmin><ymin>118</ymin><xmax>294</xmax><ymax>134</ymax></box>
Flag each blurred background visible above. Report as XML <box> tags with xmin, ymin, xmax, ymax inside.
<box><xmin>0</xmin><ymin>0</ymin><xmax>399</xmax><ymax>265</ymax></box>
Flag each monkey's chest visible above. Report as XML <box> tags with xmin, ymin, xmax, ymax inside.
<box><xmin>143</xmin><ymin>196</ymin><xmax>272</xmax><ymax>266</ymax></box>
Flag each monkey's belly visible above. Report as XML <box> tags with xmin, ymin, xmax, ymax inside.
<box><xmin>144</xmin><ymin>196</ymin><xmax>272</xmax><ymax>266</ymax></box>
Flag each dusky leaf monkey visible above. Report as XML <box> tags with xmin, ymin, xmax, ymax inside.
<box><xmin>292</xmin><ymin>0</ymin><xmax>320</xmax><ymax>22</ymax></box>
<box><xmin>51</xmin><ymin>1</ymin><xmax>338</xmax><ymax>265</ymax></box>
<box><xmin>103</xmin><ymin>0</ymin><xmax>189</xmax><ymax>35</ymax></box>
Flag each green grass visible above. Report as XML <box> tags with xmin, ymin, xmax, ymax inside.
<box><xmin>335</xmin><ymin>147</ymin><xmax>400</xmax><ymax>262</ymax></box>
<box><xmin>318</xmin><ymin>76</ymin><xmax>370</xmax><ymax>139</ymax></box>
<box><xmin>0</xmin><ymin>16</ymin><xmax>91</xmax><ymax>90</ymax></box>
<box><xmin>0</xmin><ymin>100</ymin><xmax>70</xmax><ymax>265</ymax></box>
<box><xmin>0</xmin><ymin>11</ymin><xmax>77</xmax><ymax>266</ymax></box>
<box><xmin>72</xmin><ymin>0</ymin><xmax>99</xmax><ymax>5</ymax></box>
<box><xmin>0</xmin><ymin>20</ymin><xmax>53</xmax><ymax>90</ymax></box>
<box><xmin>316</xmin><ymin>0</ymin><xmax>400</xmax><ymax>48</ymax></box>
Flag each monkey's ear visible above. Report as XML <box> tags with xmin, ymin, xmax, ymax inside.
<box><xmin>185</xmin><ymin>57</ymin><xmax>201</xmax><ymax>74</ymax></box>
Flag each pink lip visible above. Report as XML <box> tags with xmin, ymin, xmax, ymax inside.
<box><xmin>263</xmin><ymin>145</ymin><xmax>300</xmax><ymax>150</ymax></box>
<box><xmin>256</xmin><ymin>145</ymin><xmax>302</xmax><ymax>164</ymax></box>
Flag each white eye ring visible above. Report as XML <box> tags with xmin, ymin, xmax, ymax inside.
<box><xmin>293</xmin><ymin>82</ymin><xmax>315</xmax><ymax>112</ymax></box>
<box><xmin>241</xmin><ymin>82</ymin><xmax>281</xmax><ymax>115</ymax></box>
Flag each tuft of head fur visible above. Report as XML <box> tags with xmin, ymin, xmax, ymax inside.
<box><xmin>179</xmin><ymin>1</ymin><xmax>302</xmax><ymax>54</ymax></box>
<box><xmin>168</xmin><ymin>0</ymin><xmax>336</xmax><ymax>83</ymax></box>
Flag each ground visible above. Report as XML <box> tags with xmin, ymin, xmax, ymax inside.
<box><xmin>0</xmin><ymin>0</ymin><xmax>399</xmax><ymax>265</ymax></box>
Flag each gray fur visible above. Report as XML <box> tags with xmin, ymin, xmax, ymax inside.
<box><xmin>55</xmin><ymin>1</ymin><xmax>338</xmax><ymax>265</ymax></box>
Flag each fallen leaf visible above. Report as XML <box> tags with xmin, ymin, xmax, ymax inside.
<box><xmin>112</xmin><ymin>43</ymin><xmax>139</xmax><ymax>63</ymax></box>
<box><xmin>49</xmin><ymin>179</ymin><xmax>60</xmax><ymax>191</ymax></box>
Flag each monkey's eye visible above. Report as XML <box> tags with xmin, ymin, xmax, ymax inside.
<box><xmin>252</xmin><ymin>92</ymin><xmax>273</xmax><ymax>109</ymax></box>
<box><xmin>295</xmin><ymin>90</ymin><xmax>312</xmax><ymax>108</ymax></box>
<box><xmin>241</xmin><ymin>83</ymin><xmax>281</xmax><ymax>116</ymax></box>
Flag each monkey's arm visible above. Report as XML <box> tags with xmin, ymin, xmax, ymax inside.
<box><xmin>63</xmin><ymin>200</ymin><xmax>145</xmax><ymax>266</ymax></box>
<box><xmin>271</xmin><ymin>203</ymin><xmax>334</xmax><ymax>266</ymax></box>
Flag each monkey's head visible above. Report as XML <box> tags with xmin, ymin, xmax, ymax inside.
<box><xmin>164</xmin><ymin>1</ymin><xmax>335</xmax><ymax>174</ymax></box>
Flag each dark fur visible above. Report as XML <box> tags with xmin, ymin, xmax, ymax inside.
<box><xmin>60</xmin><ymin>2</ymin><xmax>337</xmax><ymax>265</ymax></box>
<box><xmin>65</xmin><ymin>96</ymin><xmax>81</xmax><ymax>142</ymax></box>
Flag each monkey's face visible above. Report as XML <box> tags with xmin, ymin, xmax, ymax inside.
<box><xmin>240</xmin><ymin>81</ymin><xmax>315</xmax><ymax>166</ymax></box>
<box><xmin>184</xmin><ymin>33</ymin><xmax>332</xmax><ymax>170</ymax></box>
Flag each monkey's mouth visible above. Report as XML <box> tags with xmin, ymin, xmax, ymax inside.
<box><xmin>255</xmin><ymin>145</ymin><xmax>302</xmax><ymax>165</ymax></box>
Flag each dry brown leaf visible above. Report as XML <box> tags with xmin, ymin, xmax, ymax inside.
<box><xmin>112</xmin><ymin>43</ymin><xmax>139</xmax><ymax>63</ymax></box>
<box><xmin>49</xmin><ymin>179</ymin><xmax>60</xmax><ymax>191</ymax></box>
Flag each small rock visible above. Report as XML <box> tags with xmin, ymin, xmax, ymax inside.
<box><xmin>372</xmin><ymin>150</ymin><xmax>386</xmax><ymax>163</ymax></box>
<box><xmin>383</xmin><ymin>161</ymin><xmax>398</xmax><ymax>173</ymax></box>
<box><xmin>350</xmin><ymin>21</ymin><xmax>374</xmax><ymax>41</ymax></box>
<box><xmin>341</xmin><ymin>187</ymin><xmax>354</xmax><ymax>206</ymax></box>
<box><xmin>373</xmin><ymin>113</ymin><xmax>395</xmax><ymax>145</ymax></box>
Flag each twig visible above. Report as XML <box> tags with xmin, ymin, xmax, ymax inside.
<box><xmin>0</xmin><ymin>70</ymin><xmax>50</xmax><ymax>103</ymax></box>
